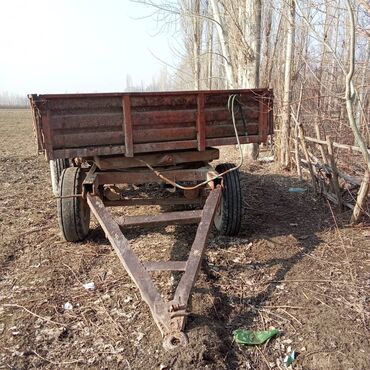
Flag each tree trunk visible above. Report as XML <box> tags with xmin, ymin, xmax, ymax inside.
<box><xmin>279</xmin><ymin>0</ymin><xmax>295</xmax><ymax>168</ymax></box>
<box><xmin>244</xmin><ymin>0</ymin><xmax>261</xmax><ymax>87</ymax></box>
<box><xmin>209</xmin><ymin>0</ymin><xmax>235</xmax><ymax>88</ymax></box>
<box><xmin>242</xmin><ymin>0</ymin><xmax>262</xmax><ymax>161</ymax></box>
<box><xmin>351</xmin><ymin>170</ymin><xmax>370</xmax><ymax>223</ymax></box>
<box><xmin>206</xmin><ymin>12</ymin><xmax>214</xmax><ymax>89</ymax></box>
<box><xmin>356</xmin><ymin>39</ymin><xmax>370</xmax><ymax>144</ymax></box>
<box><xmin>192</xmin><ymin>0</ymin><xmax>201</xmax><ymax>89</ymax></box>
<box><xmin>345</xmin><ymin>0</ymin><xmax>370</xmax><ymax>222</ymax></box>
<box><xmin>262</xmin><ymin>3</ymin><xmax>272</xmax><ymax>87</ymax></box>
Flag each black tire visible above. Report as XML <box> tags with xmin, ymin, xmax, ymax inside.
<box><xmin>58</xmin><ymin>167</ymin><xmax>90</xmax><ymax>242</ymax></box>
<box><xmin>213</xmin><ymin>163</ymin><xmax>242</xmax><ymax>236</ymax></box>
<box><xmin>50</xmin><ymin>159</ymin><xmax>69</xmax><ymax>196</ymax></box>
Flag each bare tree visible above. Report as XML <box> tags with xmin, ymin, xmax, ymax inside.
<box><xmin>345</xmin><ymin>0</ymin><xmax>370</xmax><ymax>222</ymax></box>
<box><xmin>209</xmin><ymin>0</ymin><xmax>235</xmax><ymax>87</ymax></box>
<box><xmin>242</xmin><ymin>0</ymin><xmax>262</xmax><ymax>160</ymax></box>
<box><xmin>133</xmin><ymin>0</ymin><xmax>370</xmax><ymax>220</ymax></box>
<box><xmin>279</xmin><ymin>0</ymin><xmax>295</xmax><ymax>168</ymax></box>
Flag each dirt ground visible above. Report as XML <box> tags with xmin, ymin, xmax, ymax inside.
<box><xmin>0</xmin><ymin>109</ymin><xmax>369</xmax><ymax>370</ymax></box>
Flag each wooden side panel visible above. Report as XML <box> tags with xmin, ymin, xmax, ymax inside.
<box><xmin>31</xmin><ymin>89</ymin><xmax>273</xmax><ymax>159</ymax></box>
<box><xmin>48</xmin><ymin>96</ymin><xmax>124</xmax><ymax>152</ymax></box>
<box><xmin>130</xmin><ymin>93</ymin><xmax>198</xmax><ymax>146</ymax></box>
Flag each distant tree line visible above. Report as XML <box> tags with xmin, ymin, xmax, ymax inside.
<box><xmin>0</xmin><ymin>92</ymin><xmax>28</xmax><ymax>108</ymax></box>
<box><xmin>124</xmin><ymin>67</ymin><xmax>175</xmax><ymax>92</ymax></box>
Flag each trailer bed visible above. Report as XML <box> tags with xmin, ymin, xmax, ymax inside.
<box><xmin>29</xmin><ymin>89</ymin><xmax>273</xmax><ymax>160</ymax></box>
<box><xmin>28</xmin><ymin>88</ymin><xmax>274</xmax><ymax>347</ymax></box>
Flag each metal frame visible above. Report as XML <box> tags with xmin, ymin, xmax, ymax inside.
<box><xmin>81</xmin><ymin>159</ymin><xmax>222</xmax><ymax>349</ymax></box>
<box><xmin>86</xmin><ymin>188</ymin><xmax>221</xmax><ymax>349</ymax></box>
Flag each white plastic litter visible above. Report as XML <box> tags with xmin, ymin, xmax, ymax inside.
<box><xmin>136</xmin><ymin>332</ymin><xmax>144</xmax><ymax>342</ymax></box>
<box><xmin>83</xmin><ymin>282</ymin><xmax>96</xmax><ymax>291</ymax></box>
<box><xmin>124</xmin><ymin>296</ymin><xmax>133</xmax><ymax>303</ymax></box>
<box><xmin>63</xmin><ymin>302</ymin><xmax>73</xmax><ymax>310</ymax></box>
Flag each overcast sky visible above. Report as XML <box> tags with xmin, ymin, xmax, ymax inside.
<box><xmin>0</xmin><ymin>0</ymin><xmax>174</xmax><ymax>95</ymax></box>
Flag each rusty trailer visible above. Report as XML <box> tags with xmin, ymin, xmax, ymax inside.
<box><xmin>29</xmin><ymin>89</ymin><xmax>273</xmax><ymax>349</ymax></box>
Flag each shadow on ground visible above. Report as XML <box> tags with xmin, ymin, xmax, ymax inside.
<box><xmin>77</xmin><ymin>168</ymin><xmax>333</xmax><ymax>369</ymax></box>
<box><xmin>161</xmin><ymin>169</ymin><xmax>331</xmax><ymax>369</ymax></box>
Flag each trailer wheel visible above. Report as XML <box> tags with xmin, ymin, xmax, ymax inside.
<box><xmin>58</xmin><ymin>167</ymin><xmax>90</xmax><ymax>242</ymax></box>
<box><xmin>50</xmin><ymin>159</ymin><xmax>69</xmax><ymax>196</ymax></box>
<box><xmin>213</xmin><ymin>163</ymin><xmax>242</xmax><ymax>236</ymax></box>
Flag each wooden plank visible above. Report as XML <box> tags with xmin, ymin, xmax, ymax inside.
<box><xmin>143</xmin><ymin>261</ymin><xmax>187</xmax><ymax>272</ymax></box>
<box><xmin>133</xmin><ymin>127</ymin><xmax>196</xmax><ymax>143</ymax></box>
<box><xmin>55</xmin><ymin>140</ymin><xmax>197</xmax><ymax>156</ymax></box>
<box><xmin>132</xmin><ymin>122</ymin><xmax>196</xmax><ymax>130</ymax></box>
<box><xmin>116</xmin><ymin>210</ymin><xmax>202</xmax><ymax>228</ymax></box>
<box><xmin>298</xmin><ymin>149</ymin><xmax>364</xmax><ymax>186</ymax></box>
<box><xmin>204</xmin><ymin>93</ymin><xmax>238</xmax><ymax>105</ymax></box>
<box><xmin>197</xmin><ymin>93</ymin><xmax>206</xmax><ymax>151</ymax></box>
<box><xmin>206</xmin><ymin>123</ymin><xmax>259</xmax><ymax>138</ymax></box>
<box><xmin>205</xmin><ymin>106</ymin><xmax>259</xmax><ymax>122</ymax></box>
<box><xmin>35</xmin><ymin>88</ymin><xmax>271</xmax><ymax>100</ymax></box>
<box><xmin>130</xmin><ymin>94</ymin><xmax>197</xmax><ymax>108</ymax></box>
<box><xmin>322</xmin><ymin>190</ymin><xmax>355</xmax><ymax>210</ymax></box>
<box><xmin>53</xmin><ymin>130</ymin><xmax>260</xmax><ymax>154</ymax></box>
<box><xmin>94</xmin><ymin>148</ymin><xmax>219</xmax><ymax>170</ymax></box>
<box><xmin>53</xmin><ymin>130</ymin><xmax>123</xmax><ymax>148</ymax></box>
<box><xmin>55</xmin><ymin>127</ymin><xmax>198</xmax><ymax>147</ymax></box>
<box><xmin>123</xmin><ymin>95</ymin><xmax>133</xmax><ymax>157</ymax></box>
<box><xmin>206</xmin><ymin>135</ymin><xmax>261</xmax><ymax>146</ymax></box>
<box><xmin>52</xmin><ymin>112</ymin><xmax>122</xmax><ymax>130</ymax></box>
<box><xmin>305</xmin><ymin>136</ymin><xmax>370</xmax><ymax>155</ymax></box>
<box><xmin>133</xmin><ymin>140</ymin><xmax>197</xmax><ymax>153</ymax></box>
<box><xmin>53</xmin><ymin>145</ymin><xmax>126</xmax><ymax>159</ymax></box>
<box><xmin>131</xmin><ymin>109</ymin><xmax>196</xmax><ymax>126</ymax></box>
<box><xmin>54</xmin><ymin>125</ymin><xmax>122</xmax><ymax>136</ymax></box>
<box><xmin>48</xmin><ymin>96</ymin><xmax>122</xmax><ymax>111</ymax></box>
<box><xmin>52</xmin><ymin>135</ymin><xmax>262</xmax><ymax>159</ymax></box>
<box><xmin>131</xmin><ymin>106</ymin><xmax>259</xmax><ymax>128</ymax></box>
<box><xmin>205</xmin><ymin>108</ymin><xmax>231</xmax><ymax>122</ymax></box>
<box><xmin>205</xmin><ymin>92</ymin><xmax>265</xmax><ymax>106</ymax></box>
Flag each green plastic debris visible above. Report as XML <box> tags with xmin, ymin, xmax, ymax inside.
<box><xmin>284</xmin><ymin>351</ymin><xmax>298</xmax><ymax>367</ymax></box>
<box><xmin>288</xmin><ymin>187</ymin><xmax>307</xmax><ymax>193</ymax></box>
<box><xmin>233</xmin><ymin>328</ymin><xmax>279</xmax><ymax>345</ymax></box>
